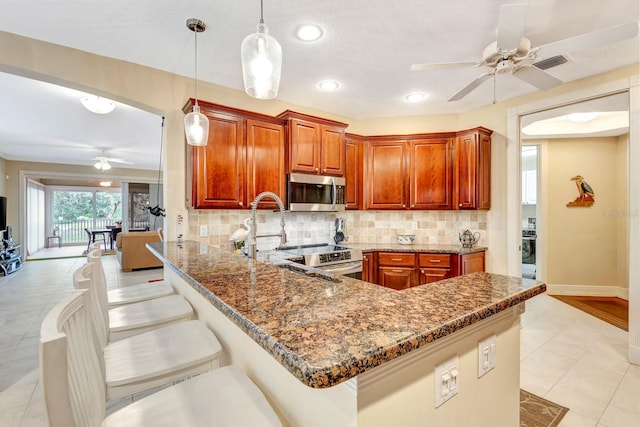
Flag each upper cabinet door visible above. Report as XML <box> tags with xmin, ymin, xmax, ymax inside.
<box><xmin>455</xmin><ymin>129</ymin><xmax>491</xmax><ymax>210</ymax></box>
<box><xmin>366</xmin><ymin>140</ymin><xmax>408</xmax><ymax>209</ymax></box>
<box><xmin>320</xmin><ymin>124</ymin><xmax>346</xmax><ymax>176</ymax></box>
<box><xmin>288</xmin><ymin>118</ymin><xmax>320</xmax><ymax>174</ymax></box>
<box><xmin>191</xmin><ymin>111</ymin><xmax>245</xmax><ymax>209</ymax></box>
<box><xmin>410</xmin><ymin>138</ymin><xmax>453</xmax><ymax>210</ymax></box>
<box><xmin>279</xmin><ymin>110</ymin><xmax>348</xmax><ymax>177</ymax></box>
<box><xmin>246</xmin><ymin>119</ymin><xmax>286</xmax><ymax>209</ymax></box>
<box><xmin>345</xmin><ymin>136</ymin><xmax>364</xmax><ymax>210</ymax></box>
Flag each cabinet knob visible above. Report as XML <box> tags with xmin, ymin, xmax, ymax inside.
<box><xmin>402</xmin><ymin>204</ymin><xmax>406</xmax><ymax>208</ymax></box>
<box><xmin>239</xmin><ymin>202</ymin><xmax>243</xmax><ymax>207</ymax></box>
<box><xmin>411</xmin><ymin>204</ymin><xmax>415</xmax><ymax>208</ymax></box>
<box><xmin>459</xmin><ymin>203</ymin><xmax>463</xmax><ymax>207</ymax></box>
<box><xmin>421</xmin><ymin>270</ymin><xmax>424</xmax><ymax>274</ymax></box>
<box><xmin>315</xmin><ymin>167</ymin><xmax>319</xmax><ymax>172</ymax></box>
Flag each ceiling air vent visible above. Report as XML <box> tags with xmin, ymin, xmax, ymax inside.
<box><xmin>533</xmin><ymin>55</ymin><xmax>568</xmax><ymax>70</ymax></box>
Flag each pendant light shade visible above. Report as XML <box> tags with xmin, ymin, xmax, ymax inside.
<box><xmin>184</xmin><ymin>18</ymin><xmax>209</xmax><ymax>146</ymax></box>
<box><xmin>241</xmin><ymin>1</ymin><xmax>282</xmax><ymax>99</ymax></box>
<box><xmin>184</xmin><ymin>105</ymin><xmax>209</xmax><ymax>146</ymax></box>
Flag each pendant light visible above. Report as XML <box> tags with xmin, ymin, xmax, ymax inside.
<box><xmin>184</xmin><ymin>18</ymin><xmax>209</xmax><ymax>146</ymax></box>
<box><xmin>241</xmin><ymin>0</ymin><xmax>282</xmax><ymax>99</ymax></box>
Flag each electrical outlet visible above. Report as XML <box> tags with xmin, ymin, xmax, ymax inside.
<box><xmin>478</xmin><ymin>334</ymin><xmax>497</xmax><ymax>378</ymax></box>
<box><xmin>199</xmin><ymin>224</ymin><xmax>208</xmax><ymax>237</ymax></box>
<box><xmin>435</xmin><ymin>355</ymin><xmax>459</xmax><ymax>407</ymax></box>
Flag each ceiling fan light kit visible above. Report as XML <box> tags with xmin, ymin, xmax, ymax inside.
<box><xmin>94</xmin><ymin>159</ymin><xmax>112</xmax><ymax>171</ymax></box>
<box><xmin>241</xmin><ymin>0</ymin><xmax>282</xmax><ymax>99</ymax></box>
<box><xmin>411</xmin><ymin>4</ymin><xmax>639</xmax><ymax>103</ymax></box>
<box><xmin>184</xmin><ymin>18</ymin><xmax>209</xmax><ymax>147</ymax></box>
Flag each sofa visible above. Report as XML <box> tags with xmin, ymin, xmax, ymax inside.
<box><xmin>115</xmin><ymin>230</ymin><xmax>163</xmax><ymax>272</ymax></box>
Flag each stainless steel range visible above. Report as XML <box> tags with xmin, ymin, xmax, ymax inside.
<box><xmin>278</xmin><ymin>243</ymin><xmax>363</xmax><ymax>278</ymax></box>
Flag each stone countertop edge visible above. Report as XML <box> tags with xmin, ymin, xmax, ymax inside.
<box><xmin>347</xmin><ymin>243</ymin><xmax>487</xmax><ymax>254</ymax></box>
<box><xmin>147</xmin><ymin>241</ymin><xmax>545</xmax><ymax>389</ymax></box>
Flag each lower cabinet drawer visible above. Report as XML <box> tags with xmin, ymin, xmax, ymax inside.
<box><xmin>378</xmin><ymin>252</ymin><xmax>416</xmax><ymax>267</ymax></box>
<box><xmin>418</xmin><ymin>253</ymin><xmax>451</xmax><ymax>268</ymax></box>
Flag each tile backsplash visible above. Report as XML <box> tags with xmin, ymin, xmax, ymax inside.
<box><xmin>188</xmin><ymin>209</ymin><xmax>487</xmax><ymax>251</ymax></box>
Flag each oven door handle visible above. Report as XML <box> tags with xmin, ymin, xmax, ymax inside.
<box><xmin>319</xmin><ymin>261</ymin><xmax>363</xmax><ymax>275</ymax></box>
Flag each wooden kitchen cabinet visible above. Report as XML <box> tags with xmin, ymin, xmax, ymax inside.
<box><xmin>410</xmin><ymin>138</ymin><xmax>453</xmax><ymax>210</ymax></box>
<box><xmin>418</xmin><ymin>253</ymin><xmax>454</xmax><ymax>285</ymax></box>
<box><xmin>455</xmin><ymin>128</ymin><xmax>492</xmax><ymax>210</ymax></box>
<box><xmin>378</xmin><ymin>267</ymin><xmax>414</xmax><ymax>290</ymax></box>
<box><xmin>378</xmin><ymin>252</ymin><xmax>416</xmax><ymax>289</ymax></box>
<box><xmin>362</xmin><ymin>252</ymin><xmax>376</xmax><ymax>283</ymax></box>
<box><xmin>345</xmin><ymin>134</ymin><xmax>364</xmax><ymax>210</ymax></box>
<box><xmin>366</xmin><ymin>135</ymin><xmax>456</xmax><ymax>210</ymax></box>
<box><xmin>188</xmin><ymin>106</ymin><xmax>245</xmax><ymax>209</ymax></box>
<box><xmin>366</xmin><ymin>139</ymin><xmax>408</xmax><ymax>209</ymax></box>
<box><xmin>186</xmin><ymin>100</ymin><xmax>285</xmax><ymax>209</ymax></box>
<box><xmin>459</xmin><ymin>251</ymin><xmax>485</xmax><ymax>275</ymax></box>
<box><xmin>246</xmin><ymin>119</ymin><xmax>286</xmax><ymax>210</ymax></box>
<box><xmin>278</xmin><ymin>111</ymin><xmax>348</xmax><ymax>176</ymax></box>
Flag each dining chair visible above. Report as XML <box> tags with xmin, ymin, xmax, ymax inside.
<box><xmin>85</xmin><ymin>227</ymin><xmax>107</xmax><ymax>251</ymax></box>
<box><xmin>77</xmin><ymin>256</ymin><xmax>192</xmax><ymax>343</ymax></box>
<box><xmin>89</xmin><ymin>242</ymin><xmax>174</xmax><ymax>307</ymax></box>
<box><xmin>40</xmin><ymin>290</ymin><xmax>281</xmax><ymax>426</ymax></box>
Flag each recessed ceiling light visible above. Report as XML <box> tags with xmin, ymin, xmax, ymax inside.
<box><xmin>404</xmin><ymin>92</ymin><xmax>428</xmax><ymax>103</ymax></box>
<box><xmin>567</xmin><ymin>112</ymin><xmax>598</xmax><ymax>122</ymax></box>
<box><xmin>296</xmin><ymin>24</ymin><xmax>323</xmax><ymax>41</ymax></box>
<box><xmin>318</xmin><ymin>80</ymin><xmax>341</xmax><ymax>91</ymax></box>
<box><xmin>81</xmin><ymin>95</ymin><xmax>116</xmax><ymax>114</ymax></box>
<box><xmin>100</xmin><ymin>181</ymin><xmax>112</xmax><ymax>187</ymax></box>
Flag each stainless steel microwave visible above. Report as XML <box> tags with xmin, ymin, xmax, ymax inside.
<box><xmin>287</xmin><ymin>173</ymin><xmax>346</xmax><ymax>212</ymax></box>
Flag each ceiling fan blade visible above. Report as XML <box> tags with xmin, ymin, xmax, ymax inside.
<box><xmin>514</xmin><ymin>65</ymin><xmax>563</xmax><ymax>90</ymax></box>
<box><xmin>535</xmin><ymin>21</ymin><xmax>639</xmax><ymax>59</ymax></box>
<box><xmin>108</xmin><ymin>158</ymin><xmax>133</xmax><ymax>164</ymax></box>
<box><xmin>448</xmin><ymin>72</ymin><xmax>494</xmax><ymax>102</ymax></box>
<box><xmin>496</xmin><ymin>3</ymin><xmax>530</xmax><ymax>52</ymax></box>
<box><xmin>410</xmin><ymin>61</ymin><xmax>478</xmax><ymax>71</ymax></box>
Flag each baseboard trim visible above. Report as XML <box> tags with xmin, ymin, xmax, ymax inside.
<box><xmin>546</xmin><ymin>284</ymin><xmax>629</xmax><ymax>300</ymax></box>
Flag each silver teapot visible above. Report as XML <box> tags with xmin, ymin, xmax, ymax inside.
<box><xmin>459</xmin><ymin>229</ymin><xmax>480</xmax><ymax>248</ymax></box>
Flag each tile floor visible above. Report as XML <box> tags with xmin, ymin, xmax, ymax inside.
<box><xmin>0</xmin><ymin>256</ymin><xmax>638</xmax><ymax>426</ymax></box>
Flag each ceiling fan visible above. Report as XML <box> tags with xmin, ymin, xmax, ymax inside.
<box><xmin>411</xmin><ymin>3</ymin><xmax>639</xmax><ymax>102</ymax></box>
<box><xmin>93</xmin><ymin>154</ymin><xmax>132</xmax><ymax>171</ymax></box>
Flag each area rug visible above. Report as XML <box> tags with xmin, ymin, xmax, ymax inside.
<box><xmin>551</xmin><ymin>295</ymin><xmax>628</xmax><ymax>331</ymax></box>
<box><xmin>520</xmin><ymin>389</ymin><xmax>568</xmax><ymax>427</ymax></box>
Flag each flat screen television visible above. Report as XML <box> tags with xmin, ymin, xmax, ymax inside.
<box><xmin>0</xmin><ymin>196</ymin><xmax>6</xmax><ymax>232</ymax></box>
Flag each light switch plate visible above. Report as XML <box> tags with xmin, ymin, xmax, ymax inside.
<box><xmin>199</xmin><ymin>224</ymin><xmax>208</xmax><ymax>237</ymax></box>
<box><xmin>435</xmin><ymin>355</ymin><xmax>459</xmax><ymax>407</ymax></box>
<box><xmin>478</xmin><ymin>334</ymin><xmax>496</xmax><ymax>378</ymax></box>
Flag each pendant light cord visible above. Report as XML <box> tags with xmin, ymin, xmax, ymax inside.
<box><xmin>260</xmin><ymin>0</ymin><xmax>264</xmax><ymax>24</ymax></box>
<box><xmin>193</xmin><ymin>26</ymin><xmax>199</xmax><ymax>106</ymax></box>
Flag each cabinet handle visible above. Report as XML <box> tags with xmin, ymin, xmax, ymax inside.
<box><xmin>430</xmin><ymin>259</ymin><xmax>441</xmax><ymax>263</ymax></box>
<box><xmin>364</xmin><ymin>255</ymin><xmax>368</xmax><ymax>260</ymax></box>
<box><xmin>323</xmin><ymin>168</ymin><xmax>327</xmax><ymax>172</ymax></box>
<box><xmin>420</xmin><ymin>269</ymin><xmax>424</xmax><ymax>274</ymax></box>
<box><xmin>392</xmin><ymin>269</ymin><xmax>403</xmax><ymax>273</ymax></box>
<box><xmin>391</xmin><ymin>258</ymin><xmax>403</xmax><ymax>261</ymax></box>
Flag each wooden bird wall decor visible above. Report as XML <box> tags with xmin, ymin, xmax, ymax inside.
<box><xmin>567</xmin><ymin>175</ymin><xmax>595</xmax><ymax>207</ymax></box>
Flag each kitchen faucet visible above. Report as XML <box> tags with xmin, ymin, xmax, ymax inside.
<box><xmin>248</xmin><ymin>191</ymin><xmax>287</xmax><ymax>259</ymax></box>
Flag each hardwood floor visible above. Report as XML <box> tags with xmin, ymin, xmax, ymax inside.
<box><xmin>551</xmin><ymin>295</ymin><xmax>629</xmax><ymax>331</ymax></box>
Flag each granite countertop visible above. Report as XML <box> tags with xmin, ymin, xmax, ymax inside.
<box><xmin>345</xmin><ymin>242</ymin><xmax>487</xmax><ymax>254</ymax></box>
<box><xmin>147</xmin><ymin>241</ymin><xmax>545</xmax><ymax>389</ymax></box>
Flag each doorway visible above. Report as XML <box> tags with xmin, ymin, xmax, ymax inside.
<box><xmin>521</xmin><ymin>145</ymin><xmax>538</xmax><ymax>280</ymax></box>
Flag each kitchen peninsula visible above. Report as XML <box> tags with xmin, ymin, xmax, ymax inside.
<box><xmin>148</xmin><ymin>241</ymin><xmax>545</xmax><ymax>427</ymax></box>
